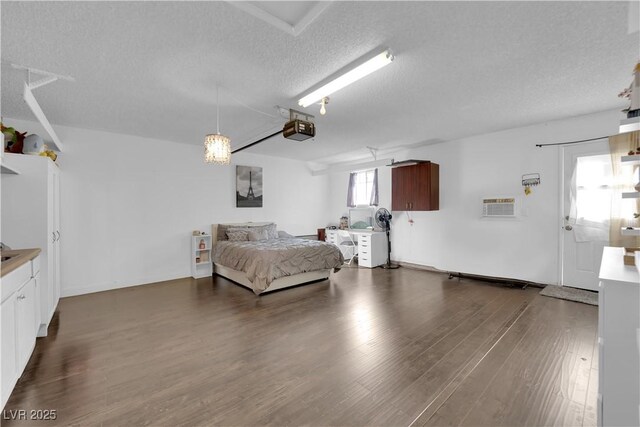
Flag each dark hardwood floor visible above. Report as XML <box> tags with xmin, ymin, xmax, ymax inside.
<box><xmin>2</xmin><ymin>267</ymin><xmax>598</xmax><ymax>426</ymax></box>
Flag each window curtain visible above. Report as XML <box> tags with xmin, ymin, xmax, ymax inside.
<box><xmin>346</xmin><ymin>172</ymin><xmax>357</xmax><ymax>207</ymax></box>
<box><xmin>369</xmin><ymin>168</ymin><xmax>379</xmax><ymax>206</ymax></box>
<box><xmin>609</xmin><ymin>131</ymin><xmax>640</xmax><ymax>247</ymax></box>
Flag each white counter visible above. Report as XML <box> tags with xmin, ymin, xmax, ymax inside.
<box><xmin>599</xmin><ymin>246</ymin><xmax>640</xmax><ymax>284</ymax></box>
<box><xmin>597</xmin><ymin>246</ymin><xmax>640</xmax><ymax>427</ymax></box>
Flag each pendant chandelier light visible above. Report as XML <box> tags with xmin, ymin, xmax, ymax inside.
<box><xmin>204</xmin><ymin>86</ymin><xmax>231</xmax><ymax>164</ymax></box>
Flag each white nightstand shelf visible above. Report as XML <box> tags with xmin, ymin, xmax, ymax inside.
<box><xmin>191</xmin><ymin>234</ymin><xmax>213</xmax><ymax>279</ymax></box>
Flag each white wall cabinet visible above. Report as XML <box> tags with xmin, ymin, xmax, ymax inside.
<box><xmin>598</xmin><ymin>247</ymin><xmax>640</xmax><ymax>427</ymax></box>
<box><xmin>1</xmin><ymin>154</ymin><xmax>61</xmax><ymax>336</ymax></box>
<box><xmin>1</xmin><ymin>255</ymin><xmax>41</xmax><ymax>409</ymax></box>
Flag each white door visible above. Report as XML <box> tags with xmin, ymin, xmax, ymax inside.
<box><xmin>561</xmin><ymin>141</ymin><xmax>611</xmax><ymax>291</ymax></box>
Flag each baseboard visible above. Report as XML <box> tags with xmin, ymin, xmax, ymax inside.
<box><xmin>395</xmin><ymin>261</ymin><xmax>447</xmax><ymax>274</ymax></box>
<box><xmin>61</xmin><ymin>272</ymin><xmax>190</xmax><ymax>297</ymax></box>
<box><xmin>394</xmin><ymin>260</ymin><xmax>550</xmax><ymax>289</ymax></box>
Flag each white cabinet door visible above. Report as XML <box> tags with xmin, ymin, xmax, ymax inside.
<box><xmin>52</xmin><ymin>169</ymin><xmax>60</xmax><ymax>306</ymax></box>
<box><xmin>33</xmin><ymin>273</ymin><xmax>41</xmax><ymax>333</ymax></box>
<box><xmin>16</xmin><ymin>279</ymin><xmax>37</xmax><ymax>372</ymax></box>
<box><xmin>1</xmin><ymin>294</ymin><xmax>17</xmax><ymax>408</ymax></box>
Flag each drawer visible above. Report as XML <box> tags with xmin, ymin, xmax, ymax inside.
<box><xmin>359</xmin><ymin>250</ymin><xmax>369</xmax><ymax>255</ymax></box>
<box><xmin>31</xmin><ymin>256</ymin><xmax>40</xmax><ymax>277</ymax></box>
<box><xmin>1</xmin><ymin>262</ymin><xmax>31</xmax><ymax>304</ymax></box>
<box><xmin>359</xmin><ymin>237</ymin><xmax>371</xmax><ymax>244</ymax></box>
<box><xmin>359</xmin><ymin>256</ymin><xmax>373</xmax><ymax>268</ymax></box>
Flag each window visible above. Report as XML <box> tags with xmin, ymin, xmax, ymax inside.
<box><xmin>575</xmin><ymin>155</ymin><xmax>612</xmax><ymax>223</ymax></box>
<box><xmin>347</xmin><ymin>169</ymin><xmax>379</xmax><ymax>207</ymax></box>
<box><xmin>354</xmin><ymin>170</ymin><xmax>375</xmax><ymax>206</ymax></box>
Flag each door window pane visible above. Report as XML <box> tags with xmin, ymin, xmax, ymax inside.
<box><xmin>575</xmin><ymin>154</ymin><xmax>613</xmax><ymax>223</ymax></box>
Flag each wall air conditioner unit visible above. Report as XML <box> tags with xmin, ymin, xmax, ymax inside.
<box><xmin>482</xmin><ymin>198</ymin><xmax>516</xmax><ymax>218</ymax></box>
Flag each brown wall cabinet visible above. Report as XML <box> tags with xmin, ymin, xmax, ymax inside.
<box><xmin>391</xmin><ymin>161</ymin><xmax>439</xmax><ymax>211</ymax></box>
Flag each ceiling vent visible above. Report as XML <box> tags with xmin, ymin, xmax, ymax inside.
<box><xmin>482</xmin><ymin>198</ymin><xmax>516</xmax><ymax>218</ymax></box>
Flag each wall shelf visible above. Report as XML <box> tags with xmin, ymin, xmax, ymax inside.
<box><xmin>622</xmin><ymin>192</ymin><xmax>640</xmax><ymax>199</ymax></box>
<box><xmin>621</xmin><ymin>154</ymin><xmax>640</xmax><ymax>165</ymax></box>
<box><xmin>621</xmin><ymin>227</ymin><xmax>640</xmax><ymax>236</ymax></box>
<box><xmin>0</xmin><ymin>162</ymin><xmax>20</xmax><ymax>175</ymax></box>
<box><xmin>23</xmin><ymin>83</ymin><xmax>65</xmax><ymax>152</ymax></box>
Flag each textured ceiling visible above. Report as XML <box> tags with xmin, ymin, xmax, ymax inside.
<box><xmin>1</xmin><ymin>1</ymin><xmax>638</xmax><ymax>164</ymax></box>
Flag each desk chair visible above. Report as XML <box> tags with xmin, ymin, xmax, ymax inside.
<box><xmin>336</xmin><ymin>230</ymin><xmax>357</xmax><ymax>265</ymax></box>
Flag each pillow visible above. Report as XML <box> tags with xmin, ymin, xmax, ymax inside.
<box><xmin>226</xmin><ymin>230</ymin><xmax>249</xmax><ymax>242</ymax></box>
<box><xmin>217</xmin><ymin>224</ymin><xmax>231</xmax><ymax>241</ymax></box>
<box><xmin>248</xmin><ymin>229</ymin><xmax>269</xmax><ymax>241</ymax></box>
<box><xmin>258</xmin><ymin>223</ymin><xmax>278</xmax><ymax>239</ymax></box>
<box><xmin>247</xmin><ymin>223</ymin><xmax>278</xmax><ymax>239</ymax></box>
<box><xmin>267</xmin><ymin>223</ymin><xmax>278</xmax><ymax>239</ymax></box>
<box><xmin>216</xmin><ymin>223</ymin><xmax>277</xmax><ymax>240</ymax></box>
<box><xmin>227</xmin><ymin>227</ymin><xmax>250</xmax><ymax>234</ymax></box>
<box><xmin>278</xmin><ymin>230</ymin><xmax>294</xmax><ymax>238</ymax></box>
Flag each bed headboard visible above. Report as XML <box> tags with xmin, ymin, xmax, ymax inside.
<box><xmin>211</xmin><ymin>222</ymin><xmax>274</xmax><ymax>243</ymax></box>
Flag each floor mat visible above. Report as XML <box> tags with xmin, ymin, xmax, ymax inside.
<box><xmin>539</xmin><ymin>285</ymin><xmax>598</xmax><ymax>306</ymax></box>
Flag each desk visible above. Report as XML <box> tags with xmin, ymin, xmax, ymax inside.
<box><xmin>325</xmin><ymin>229</ymin><xmax>387</xmax><ymax>268</ymax></box>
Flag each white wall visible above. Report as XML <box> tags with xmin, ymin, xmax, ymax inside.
<box><xmin>4</xmin><ymin>108</ymin><xmax>622</xmax><ymax>295</ymax></box>
<box><xmin>4</xmin><ymin>119</ymin><xmax>330</xmax><ymax>296</ymax></box>
<box><xmin>326</xmin><ymin>110</ymin><xmax>622</xmax><ymax>285</ymax></box>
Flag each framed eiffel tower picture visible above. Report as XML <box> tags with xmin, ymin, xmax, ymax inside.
<box><xmin>236</xmin><ymin>165</ymin><xmax>263</xmax><ymax>208</ymax></box>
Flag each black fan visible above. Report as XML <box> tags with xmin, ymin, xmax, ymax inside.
<box><xmin>375</xmin><ymin>208</ymin><xmax>399</xmax><ymax>269</ymax></box>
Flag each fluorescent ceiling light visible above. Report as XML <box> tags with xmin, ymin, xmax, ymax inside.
<box><xmin>298</xmin><ymin>48</ymin><xmax>394</xmax><ymax>108</ymax></box>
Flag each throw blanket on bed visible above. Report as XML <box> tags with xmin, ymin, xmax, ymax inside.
<box><xmin>213</xmin><ymin>238</ymin><xmax>343</xmax><ymax>293</ymax></box>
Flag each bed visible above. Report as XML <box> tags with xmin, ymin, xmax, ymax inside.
<box><xmin>211</xmin><ymin>223</ymin><xmax>343</xmax><ymax>294</ymax></box>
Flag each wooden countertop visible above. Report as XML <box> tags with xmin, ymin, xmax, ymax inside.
<box><xmin>1</xmin><ymin>248</ymin><xmax>41</xmax><ymax>278</ymax></box>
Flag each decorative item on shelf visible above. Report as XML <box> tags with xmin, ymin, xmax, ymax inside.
<box><xmin>199</xmin><ymin>239</ymin><xmax>206</xmax><ymax>250</ymax></box>
<box><xmin>623</xmin><ymin>247</ymin><xmax>639</xmax><ymax>266</ymax></box>
<box><xmin>195</xmin><ymin>256</ymin><xmax>201</xmax><ymax>264</ymax></box>
<box><xmin>192</xmin><ymin>230</ymin><xmax>201</xmax><ymax>236</ymax></box>
<box><xmin>1</xmin><ymin>122</ymin><xmax>27</xmax><ymax>154</ymax></box>
<box><xmin>522</xmin><ymin>173</ymin><xmax>541</xmax><ymax>196</ymax></box>
<box><xmin>339</xmin><ymin>216</ymin><xmax>349</xmax><ymax>230</ymax></box>
<box><xmin>38</xmin><ymin>144</ymin><xmax>57</xmax><ymax>162</ymax></box>
<box><xmin>23</xmin><ymin>134</ymin><xmax>45</xmax><ymax>155</ymax></box>
<box><xmin>201</xmin><ymin>231</ymin><xmax>206</xmax><ymax>235</ymax></box>
<box><xmin>200</xmin><ymin>252</ymin><xmax>209</xmax><ymax>263</ymax></box>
